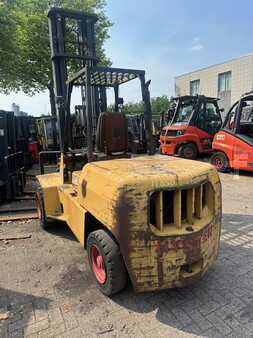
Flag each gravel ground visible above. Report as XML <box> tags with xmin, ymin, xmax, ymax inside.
<box><xmin>0</xmin><ymin>171</ymin><xmax>253</xmax><ymax>338</ymax></box>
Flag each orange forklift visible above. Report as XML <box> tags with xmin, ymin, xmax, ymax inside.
<box><xmin>211</xmin><ymin>92</ymin><xmax>253</xmax><ymax>172</ymax></box>
<box><xmin>160</xmin><ymin>95</ymin><xmax>222</xmax><ymax>159</ymax></box>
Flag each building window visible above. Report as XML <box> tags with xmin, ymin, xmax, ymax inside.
<box><xmin>218</xmin><ymin>71</ymin><xmax>231</xmax><ymax>92</ymax></box>
<box><xmin>190</xmin><ymin>80</ymin><xmax>200</xmax><ymax>96</ymax></box>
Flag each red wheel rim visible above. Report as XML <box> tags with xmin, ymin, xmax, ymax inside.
<box><xmin>214</xmin><ymin>157</ymin><xmax>224</xmax><ymax>169</ymax></box>
<box><xmin>90</xmin><ymin>245</ymin><xmax>106</xmax><ymax>284</ymax></box>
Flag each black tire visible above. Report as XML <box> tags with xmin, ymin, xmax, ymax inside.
<box><xmin>87</xmin><ymin>230</ymin><xmax>127</xmax><ymax>296</ymax></box>
<box><xmin>159</xmin><ymin>146</ymin><xmax>163</xmax><ymax>154</ymax></box>
<box><xmin>35</xmin><ymin>190</ymin><xmax>49</xmax><ymax>229</ymax></box>
<box><xmin>178</xmin><ymin>143</ymin><xmax>198</xmax><ymax>160</ymax></box>
<box><xmin>210</xmin><ymin>151</ymin><xmax>230</xmax><ymax>172</ymax></box>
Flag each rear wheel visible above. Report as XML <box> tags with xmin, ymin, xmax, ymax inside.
<box><xmin>87</xmin><ymin>230</ymin><xmax>127</xmax><ymax>296</ymax></box>
<box><xmin>35</xmin><ymin>190</ymin><xmax>49</xmax><ymax>229</ymax></box>
<box><xmin>178</xmin><ymin>143</ymin><xmax>198</xmax><ymax>160</ymax></box>
<box><xmin>210</xmin><ymin>152</ymin><xmax>230</xmax><ymax>172</ymax></box>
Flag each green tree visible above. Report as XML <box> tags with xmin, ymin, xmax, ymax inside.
<box><xmin>111</xmin><ymin>95</ymin><xmax>170</xmax><ymax>115</ymax></box>
<box><xmin>0</xmin><ymin>2</ymin><xmax>19</xmax><ymax>92</ymax></box>
<box><xmin>0</xmin><ymin>0</ymin><xmax>112</xmax><ymax>113</ymax></box>
<box><xmin>122</xmin><ymin>101</ymin><xmax>144</xmax><ymax>114</ymax></box>
<box><xmin>151</xmin><ymin>95</ymin><xmax>170</xmax><ymax>113</ymax></box>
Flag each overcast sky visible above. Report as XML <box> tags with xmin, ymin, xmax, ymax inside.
<box><xmin>1</xmin><ymin>0</ymin><xmax>253</xmax><ymax>115</ymax></box>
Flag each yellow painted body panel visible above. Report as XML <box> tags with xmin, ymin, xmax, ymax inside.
<box><xmin>58</xmin><ymin>185</ymin><xmax>85</xmax><ymax>246</ymax></box>
<box><xmin>37</xmin><ymin>172</ymin><xmax>86</xmax><ymax>246</ymax></box>
<box><xmin>37</xmin><ymin>173</ymin><xmax>62</xmax><ymax>216</ymax></box>
<box><xmin>37</xmin><ymin>155</ymin><xmax>222</xmax><ymax>292</ymax></box>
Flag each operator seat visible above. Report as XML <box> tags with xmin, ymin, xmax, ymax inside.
<box><xmin>96</xmin><ymin>112</ymin><xmax>128</xmax><ymax>155</ymax></box>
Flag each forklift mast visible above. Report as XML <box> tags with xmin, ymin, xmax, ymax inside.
<box><xmin>48</xmin><ymin>7</ymin><xmax>98</xmax><ymax>153</ymax></box>
<box><xmin>48</xmin><ymin>7</ymin><xmax>154</xmax><ymax>161</ymax></box>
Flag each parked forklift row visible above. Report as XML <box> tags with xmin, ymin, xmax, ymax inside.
<box><xmin>160</xmin><ymin>93</ymin><xmax>253</xmax><ymax>173</ymax></box>
<box><xmin>36</xmin><ymin>91</ymin><xmax>253</xmax><ymax>175</ymax></box>
<box><xmin>0</xmin><ymin>104</ymin><xmax>162</xmax><ymax>204</ymax></box>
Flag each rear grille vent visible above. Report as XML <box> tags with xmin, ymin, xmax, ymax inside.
<box><xmin>149</xmin><ymin>182</ymin><xmax>214</xmax><ymax>232</ymax></box>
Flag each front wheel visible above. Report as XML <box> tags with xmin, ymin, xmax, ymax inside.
<box><xmin>178</xmin><ymin>143</ymin><xmax>198</xmax><ymax>160</ymax></box>
<box><xmin>87</xmin><ymin>230</ymin><xmax>127</xmax><ymax>296</ymax></box>
<box><xmin>210</xmin><ymin>151</ymin><xmax>230</xmax><ymax>172</ymax></box>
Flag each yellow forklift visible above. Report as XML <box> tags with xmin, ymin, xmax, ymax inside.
<box><xmin>36</xmin><ymin>7</ymin><xmax>222</xmax><ymax>296</ymax></box>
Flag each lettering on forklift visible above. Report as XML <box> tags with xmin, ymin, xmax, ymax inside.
<box><xmin>166</xmin><ymin>224</ymin><xmax>213</xmax><ymax>251</ymax></box>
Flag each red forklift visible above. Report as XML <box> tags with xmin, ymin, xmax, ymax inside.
<box><xmin>211</xmin><ymin>92</ymin><xmax>253</xmax><ymax>172</ymax></box>
<box><xmin>160</xmin><ymin>95</ymin><xmax>222</xmax><ymax>159</ymax></box>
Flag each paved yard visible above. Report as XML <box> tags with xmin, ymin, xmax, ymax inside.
<box><xmin>0</xmin><ymin>171</ymin><xmax>253</xmax><ymax>338</ymax></box>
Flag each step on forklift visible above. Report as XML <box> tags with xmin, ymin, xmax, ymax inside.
<box><xmin>211</xmin><ymin>92</ymin><xmax>253</xmax><ymax>172</ymax></box>
<box><xmin>160</xmin><ymin>95</ymin><xmax>223</xmax><ymax>159</ymax></box>
<box><xmin>36</xmin><ymin>7</ymin><xmax>222</xmax><ymax>296</ymax></box>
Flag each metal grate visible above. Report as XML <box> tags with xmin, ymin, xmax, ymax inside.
<box><xmin>67</xmin><ymin>66</ymin><xmax>145</xmax><ymax>87</ymax></box>
<box><xmin>150</xmin><ymin>182</ymin><xmax>214</xmax><ymax>231</ymax></box>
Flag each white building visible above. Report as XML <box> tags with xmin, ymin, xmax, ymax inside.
<box><xmin>175</xmin><ymin>53</ymin><xmax>253</xmax><ymax>118</ymax></box>
<box><xmin>11</xmin><ymin>103</ymin><xmax>20</xmax><ymax>115</ymax></box>
<box><xmin>11</xmin><ymin>103</ymin><xmax>28</xmax><ymax>117</ymax></box>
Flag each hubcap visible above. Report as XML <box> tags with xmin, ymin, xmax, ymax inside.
<box><xmin>90</xmin><ymin>245</ymin><xmax>106</xmax><ymax>284</ymax></box>
<box><xmin>214</xmin><ymin>157</ymin><xmax>224</xmax><ymax>169</ymax></box>
<box><xmin>185</xmin><ymin>148</ymin><xmax>193</xmax><ymax>158</ymax></box>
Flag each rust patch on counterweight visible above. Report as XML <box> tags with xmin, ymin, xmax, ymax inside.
<box><xmin>114</xmin><ymin>184</ymin><xmax>217</xmax><ymax>291</ymax></box>
<box><xmin>113</xmin><ymin>189</ymin><xmax>138</xmax><ymax>285</ymax></box>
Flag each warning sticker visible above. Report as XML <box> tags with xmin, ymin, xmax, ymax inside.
<box><xmin>216</xmin><ymin>134</ymin><xmax>225</xmax><ymax>141</ymax></box>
